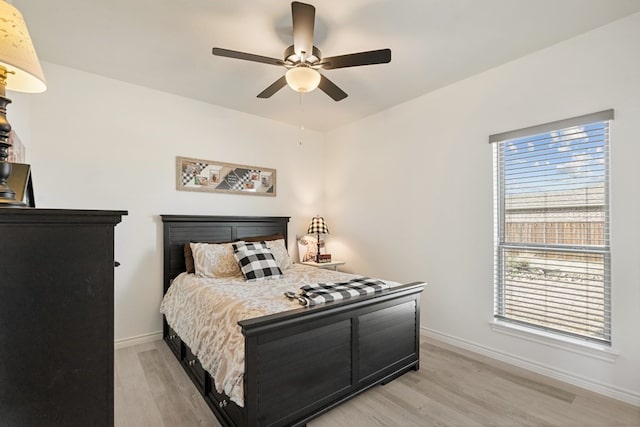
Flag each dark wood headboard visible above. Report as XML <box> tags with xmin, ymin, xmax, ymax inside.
<box><xmin>161</xmin><ymin>215</ymin><xmax>290</xmax><ymax>294</ymax></box>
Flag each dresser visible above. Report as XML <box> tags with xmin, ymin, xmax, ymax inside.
<box><xmin>0</xmin><ymin>208</ymin><xmax>126</xmax><ymax>426</ymax></box>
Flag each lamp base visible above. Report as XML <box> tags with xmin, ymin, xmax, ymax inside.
<box><xmin>0</xmin><ymin>196</ymin><xmax>26</xmax><ymax>207</ymax></box>
<box><xmin>315</xmin><ymin>233</ymin><xmax>321</xmax><ymax>263</ymax></box>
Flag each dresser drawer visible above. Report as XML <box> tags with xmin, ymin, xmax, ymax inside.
<box><xmin>183</xmin><ymin>345</ymin><xmax>208</xmax><ymax>394</ymax></box>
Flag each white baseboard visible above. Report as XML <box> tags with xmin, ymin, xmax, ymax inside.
<box><xmin>114</xmin><ymin>331</ymin><xmax>163</xmax><ymax>350</ymax></box>
<box><xmin>421</xmin><ymin>326</ymin><xmax>640</xmax><ymax>407</ymax></box>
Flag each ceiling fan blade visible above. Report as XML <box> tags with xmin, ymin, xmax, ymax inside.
<box><xmin>291</xmin><ymin>1</ymin><xmax>315</xmax><ymax>59</ymax></box>
<box><xmin>257</xmin><ymin>76</ymin><xmax>288</xmax><ymax>98</ymax></box>
<box><xmin>212</xmin><ymin>47</ymin><xmax>285</xmax><ymax>66</ymax></box>
<box><xmin>318</xmin><ymin>74</ymin><xmax>347</xmax><ymax>101</ymax></box>
<box><xmin>319</xmin><ymin>48</ymin><xmax>391</xmax><ymax>70</ymax></box>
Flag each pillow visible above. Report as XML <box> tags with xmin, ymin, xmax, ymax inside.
<box><xmin>233</xmin><ymin>240</ymin><xmax>292</xmax><ymax>271</ymax></box>
<box><xmin>243</xmin><ymin>234</ymin><xmax>284</xmax><ymax>243</ymax></box>
<box><xmin>232</xmin><ymin>241</ymin><xmax>268</xmax><ymax>251</ymax></box>
<box><xmin>184</xmin><ymin>234</ymin><xmax>285</xmax><ymax>273</ymax></box>
<box><xmin>184</xmin><ymin>243</ymin><xmax>197</xmax><ymax>274</ymax></box>
<box><xmin>234</xmin><ymin>247</ymin><xmax>283</xmax><ymax>281</ymax></box>
<box><xmin>190</xmin><ymin>242</ymin><xmax>243</xmax><ymax>278</ymax></box>
<box><xmin>265</xmin><ymin>239</ymin><xmax>293</xmax><ymax>271</ymax></box>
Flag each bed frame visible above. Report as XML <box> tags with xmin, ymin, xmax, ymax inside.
<box><xmin>161</xmin><ymin>215</ymin><xmax>425</xmax><ymax>427</ymax></box>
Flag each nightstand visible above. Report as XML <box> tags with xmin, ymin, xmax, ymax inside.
<box><xmin>300</xmin><ymin>260</ymin><xmax>345</xmax><ymax>271</ymax></box>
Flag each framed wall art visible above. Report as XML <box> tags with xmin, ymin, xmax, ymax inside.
<box><xmin>176</xmin><ymin>156</ymin><xmax>276</xmax><ymax>196</ymax></box>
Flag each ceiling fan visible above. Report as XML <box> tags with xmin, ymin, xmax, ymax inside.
<box><xmin>212</xmin><ymin>1</ymin><xmax>391</xmax><ymax>102</ymax></box>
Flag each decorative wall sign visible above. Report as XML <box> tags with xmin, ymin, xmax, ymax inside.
<box><xmin>296</xmin><ymin>234</ymin><xmax>326</xmax><ymax>262</ymax></box>
<box><xmin>176</xmin><ymin>156</ymin><xmax>276</xmax><ymax>196</ymax></box>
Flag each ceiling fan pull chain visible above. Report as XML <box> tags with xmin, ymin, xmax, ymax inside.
<box><xmin>300</xmin><ymin>124</ymin><xmax>304</xmax><ymax>146</ymax></box>
<box><xmin>299</xmin><ymin>92</ymin><xmax>305</xmax><ymax>146</ymax></box>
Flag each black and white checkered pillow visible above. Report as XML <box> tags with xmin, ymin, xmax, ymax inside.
<box><xmin>233</xmin><ymin>241</ymin><xmax>268</xmax><ymax>252</ymax></box>
<box><xmin>234</xmin><ymin>247</ymin><xmax>283</xmax><ymax>281</ymax></box>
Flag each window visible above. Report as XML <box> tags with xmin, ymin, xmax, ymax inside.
<box><xmin>491</xmin><ymin>110</ymin><xmax>613</xmax><ymax>344</ymax></box>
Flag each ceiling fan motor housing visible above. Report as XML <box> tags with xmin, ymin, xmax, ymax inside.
<box><xmin>284</xmin><ymin>45</ymin><xmax>321</xmax><ymax>66</ymax></box>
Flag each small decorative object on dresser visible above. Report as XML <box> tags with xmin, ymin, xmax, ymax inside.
<box><xmin>7</xmin><ymin>162</ymin><xmax>35</xmax><ymax>207</ymax></box>
<box><xmin>0</xmin><ymin>208</ymin><xmax>127</xmax><ymax>426</ymax></box>
<box><xmin>7</xmin><ymin>130</ymin><xmax>26</xmax><ymax>163</ymax></box>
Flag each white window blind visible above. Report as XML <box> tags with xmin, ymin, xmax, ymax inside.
<box><xmin>491</xmin><ymin>110</ymin><xmax>612</xmax><ymax>344</ymax></box>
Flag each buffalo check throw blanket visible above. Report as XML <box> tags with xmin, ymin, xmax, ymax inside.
<box><xmin>296</xmin><ymin>277</ymin><xmax>389</xmax><ymax>306</ymax></box>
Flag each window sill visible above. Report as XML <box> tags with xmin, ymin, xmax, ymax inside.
<box><xmin>489</xmin><ymin>320</ymin><xmax>619</xmax><ymax>363</ymax></box>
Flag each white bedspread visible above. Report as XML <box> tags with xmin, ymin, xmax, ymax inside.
<box><xmin>159</xmin><ymin>263</ymin><xmax>399</xmax><ymax>407</ymax></box>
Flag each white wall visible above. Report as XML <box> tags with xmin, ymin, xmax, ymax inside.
<box><xmin>325</xmin><ymin>13</ymin><xmax>640</xmax><ymax>404</ymax></box>
<box><xmin>11</xmin><ymin>62</ymin><xmax>326</xmax><ymax>343</ymax></box>
<box><xmin>9</xmin><ymin>10</ymin><xmax>639</xmax><ymax>406</ymax></box>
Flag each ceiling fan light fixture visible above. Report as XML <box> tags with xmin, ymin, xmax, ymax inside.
<box><xmin>285</xmin><ymin>66</ymin><xmax>320</xmax><ymax>93</ymax></box>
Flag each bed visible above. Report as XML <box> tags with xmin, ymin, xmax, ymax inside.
<box><xmin>161</xmin><ymin>215</ymin><xmax>425</xmax><ymax>426</ymax></box>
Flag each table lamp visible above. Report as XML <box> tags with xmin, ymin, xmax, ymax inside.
<box><xmin>0</xmin><ymin>0</ymin><xmax>47</xmax><ymax>206</ymax></box>
<box><xmin>307</xmin><ymin>215</ymin><xmax>329</xmax><ymax>263</ymax></box>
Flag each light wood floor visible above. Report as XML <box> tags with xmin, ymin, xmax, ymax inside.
<box><xmin>115</xmin><ymin>337</ymin><xmax>640</xmax><ymax>427</ymax></box>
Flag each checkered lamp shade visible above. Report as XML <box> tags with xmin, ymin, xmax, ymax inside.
<box><xmin>307</xmin><ymin>216</ymin><xmax>329</xmax><ymax>235</ymax></box>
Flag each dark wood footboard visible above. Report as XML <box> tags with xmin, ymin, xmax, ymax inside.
<box><xmin>240</xmin><ymin>281</ymin><xmax>424</xmax><ymax>426</ymax></box>
<box><xmin>161</xmin><ymin>215</ymin><xmax>425</xmax><ymax>427</ymax></box>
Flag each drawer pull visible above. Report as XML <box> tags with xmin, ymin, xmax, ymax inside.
<box><xmin>219</xmin><ymin>399</ymin><xmax>228</xmax><ymax>408</ymax></box>
<box><xmin>188</xmin><ymin>359</ymin><xmax>197</xmax><ymax>366</ymax></box>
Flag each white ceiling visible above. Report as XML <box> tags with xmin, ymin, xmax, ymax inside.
<box><xmin>13</xmin><ymin>0</ymin><xmax>640</xmax><ymax>132</ymax></box>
